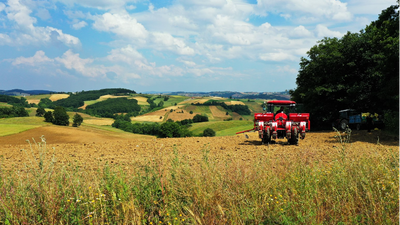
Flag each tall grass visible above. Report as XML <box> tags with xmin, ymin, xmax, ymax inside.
<box><xmin>0</xmin><ymin>135</ymin><xmax>398</xmax><ymax>224</ymax></box>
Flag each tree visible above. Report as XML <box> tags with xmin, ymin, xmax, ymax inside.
<box><xmin>72</xmin><ymin>113</ymin><xmax>83</xmax><ymax>127</ymax></box>
<box><xmin>36</xmin><ymin>107</ymin><xmax>46</xmax><ymax>117</ymax></box>
<box><xmin>159</xmin><ymin>122</ymin><xmax>181</xmax><ymax>138</ymax></box>
<box><xmin>53</xmin><ymin>106</ymin><xmax>70</xmax><ymax>126</ymax></box>
<box><xmin>203</xmin><ymin>128</ymin><xmax>216</xmax><ymax>137</ymax></box>
<box><xmin>44</xmin><ymin>111</ymin><xmax>53</xmax><ymax>123</ymax></box>
<box><xmin>158</xmin><ymin>101</ymin><xmax>164</xmax><ymax>107</ymax></box>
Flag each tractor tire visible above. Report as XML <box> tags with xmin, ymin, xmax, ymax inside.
<box><xmin>262</xmin><ymin>129</ymin><xmax>271</xmax><ymax>144</ymax></box>
<box><xmin>340</xmin><ymin>119</ymin><xmax>348</xmax><ymax>130</ymax></box>
<box><xmin>289</xmin><ymin>128</ymin><xmax>298</xmax><ymax>145</ymax></box>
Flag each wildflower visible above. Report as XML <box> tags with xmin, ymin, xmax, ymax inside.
<box><xmin>89</xmin><ymin>215</ymin><xmax>92</xmax><ymax>218</ymax></box>
<box><xmin>180</xmin><ymin>214</ymin><xmax>182</xmax><ymax>217</ymax></box>
<box><xmin>175</xmin><ymin>218</ymin><xmax>177</xmax><ymax>220</ymax></box>
<box><xmin>67</xmin><ymin>199</ymin><xmax>70</xmax><ymax>202</ymax></box>
<box><xmin>182</xmin><ymin>219</ymin><xmax>185</xmax><ymax>221</ymax></box>
<box><xmin>281</xmin><ymin>209</ymin><xmax>283</xmax><ymax>211</ymax></box>
<box><xmin>76</xmin><ymin>199</ymin><xmax>81</xmax><ymax>202</ymax></box>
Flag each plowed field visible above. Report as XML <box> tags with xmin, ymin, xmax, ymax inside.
<box><xmin>0</xmin><ymin>126</ymin><xmax>397</xmax><ymax>172</ymax></box>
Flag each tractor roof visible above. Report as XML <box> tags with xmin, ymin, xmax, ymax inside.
<box><xmin>267</xmin><ymin>100</ymin><xmax>296</xmax><ymax>105</ymax></box>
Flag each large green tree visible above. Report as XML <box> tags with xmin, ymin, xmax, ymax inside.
<box><xmin>53</xmin><ymin>106</ymin><xmax>70</xmax><ymax>126</ymax></box>
<box><xmin>290</xmin><ymin>4</ymin><xmax>399</xmax><ymax>127</ymax></box>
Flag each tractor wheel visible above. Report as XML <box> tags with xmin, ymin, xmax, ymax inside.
<box><xmin>289</xmin><ymin>128</ymin><xmax>298</xmax><ymax>145</ymax></box>
<box><xmin>262</xmin><ymin>129</ymin><xmax>271</xmax><ymax>144</ymax></box>
<box><xmin>340</xmin><ymin>119</ymin><xmax>348</xmax><ymax>130</ymax></box>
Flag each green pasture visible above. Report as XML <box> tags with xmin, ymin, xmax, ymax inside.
<box><xmin>0</xmin><ymin>116</ymin><xmax>47</xmax><ymax>125</ymax></box>
<box><xmin>0</xmin><ymin>124</ymin><xmax>41</xmax><ymax>136</ymax></box>
<box><xmin>189</xmin><ymin>120</ymin><xmax>253</xmax><ymax>136</ymax></box>
<box><xmin>23</xmin><ymin>94</ymin><xmax>51</xmax><ymax>100</ymax></box>
<box><xmin>0</xmin><ymin>102</ymin><xmax>12</xmax><ymax>107</ymax></box>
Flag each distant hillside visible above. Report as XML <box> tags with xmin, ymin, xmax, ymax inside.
<box><xmin>0</xmin><ymin>89</ymin><xmax>53</xmax><ymax>96</ymax></box>
<box><xmin>167</xmin><ymin>91</ymin><xmax>290</xmax><ymax>100</ymax></box>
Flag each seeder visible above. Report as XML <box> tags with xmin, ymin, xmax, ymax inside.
<box><xmin>236</xmin><ymin>100</ymin><xmax>310</xmax><ymax>145</ymax></box>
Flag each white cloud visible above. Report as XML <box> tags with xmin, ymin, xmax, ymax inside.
<box><xmin>315</xmin><ymin>24</ymin><xmax>343</xmax><ymax>38</ymax></box>
<box><xmin>126</xmin><ymin>5</ymin><xmax>136</xmax><ymax>10</ymax></box>
<box><xmin>54</xmin><ymin>50</ymin><xmax>114</xmax><ymax>78</ymax></box>
<box><xmin>12</xmin><ymin>50</ymin><xmax>53</xmax><ymax>66</ymax></box>
<box><xmin>288</xmin><ymin>25</ymin><xmax>313</xmax><ymax>38</ymax></box>
<box><xmin>36</xmin><ymin>8</ymin><xmax>51</xmax><ymax>21</ymax></box>
<box><xmin>256</xmin><ymin>0</ymin><xmax>352</xmax><ymax>22</ymax></box>
<box><xmin>93</xmin><ymin>12</ymin><xmax>148</xmax><ymax>40</ymax></box>
<box><xmin>259</xmin><ymin>52</ymin><xmax>297</xmax><ymax>62</ymax></box>
<box><xmin>107</xmin><ymin>45</ymin><xmax>144</xmax><ymax>63</ymax></box>
<box><xmin>0</xmin><ymin>2</ymin><xmax>5</xmax><ymax>12</ymax></box>
<box><xmin>1</xmin><ymin>0</ymin><xmax>81</xmax><ymax>47</ymax></box>
<box><xmin>151</xmin><ymin>32</ymin><xmax>195</xmax><ymax>55</ymax></box>
<box><xmin>72</xmin><ymin>21</ymin><xmax>88</xmax><ymax>30</ymax></box>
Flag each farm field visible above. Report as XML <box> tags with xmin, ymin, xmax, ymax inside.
<box><xmin>0</xmin><ymin>126</ymin><xmax>398</xmax><ymax>224</ymax></box>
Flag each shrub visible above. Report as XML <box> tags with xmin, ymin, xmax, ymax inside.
<box><xmin>72</xmin><ymin>113</ymin><xmax>83</xmax><ymax>127</ymax></box>
<box><xmin>44</xmin><ymin>111</ymin><xmax>53</xmax><ymax>123</ymax></box>
<box><xmin>53</xmin><ymin>106</ymin><xmax>69</xmax><ymax>126</ymax></box>
<box><xmin>36</xmin><ymin>107</ymin><xmax>46</xmax><ymax>117</ymax></box>
<box><xmin>203</xmin><ymin>128</ymin><xmax>216</xmax><ymax>137</ymax></box>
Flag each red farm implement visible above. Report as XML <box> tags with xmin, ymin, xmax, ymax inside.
<box><xmin>236</xmin><ymin>100</ymin><xmax>310</xmax><ymax>145</ymax></box>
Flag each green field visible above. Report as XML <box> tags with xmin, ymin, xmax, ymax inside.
<box><xmin>0</xmin><ymin>102</ymin><xmax>12</xmax><ymax>107</ymax></box>
<box><xmin>189</xmin><ymin>120</ymin><xmax>253</xmax><ymax>136</ymax></box>
<box><xmin>0</xmin><ymin>124</ymin><xmax>41</xmax><ymax>136</ymax></box>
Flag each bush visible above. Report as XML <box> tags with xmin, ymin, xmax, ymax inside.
<box><xmin>44</xmin><ymin>111</ymin><xmax>53</xmax><ymax>123</ymax></box>
<box><xmin>53</xmin><ymin>106</ymin><xmax>69</xmax><ymax>126</ymax></box>
<box><xmin>384</xmin><ymin>110</ymin><xmax>399</xmax><ymax>134</ymax></box>
<box><xmin>72</xmin><ymin>113</ymin><xmax>83</xmax><ymax>127</ymax></box>
<box><xmin>203</xmin><ymin>128</ymin><xmax>216</xmax><ymax>137</ymax></box>
<box><xmin>193</xmin><ymin>114</ymin><xmax>208</xmax><ymax>123</ymax></box>
<box><xmin>36</xmin><ymin>107</ymin><xmax>46</xmax><ymax>117</ymax></box>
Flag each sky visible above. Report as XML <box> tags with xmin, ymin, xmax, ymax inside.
<box><xmin>0</xmin><ymin>0</ymin><xmax>396</xmax><ymax>93</ymax></box>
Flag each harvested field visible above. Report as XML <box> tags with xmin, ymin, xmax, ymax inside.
<box><xmin>26</xmin><ymin>99</ymin><xmax>40</xmax><ymax>104</ymax></box>
<box><xmin>131</xmin><ymin>96</ymin><xmax>149</xmax><ymax>105</ymax></box>
<box><xmin>99</xmin><ymin>94</ymin><xmax>130</xmax><ymax>99</ymax></box>
<box><xmin>209</xmin><ymin>105</ymin><xmax>229</xmax><ymax>118</ymax></box>
<box><xmin>83</xmin><ymin>118</ymin><xmax>114</xmax><ymax>126</ymax></box>
<box><xmin>183</xmin><ymin>98</ymin><xmax>209</xmax><ymax>105</ymax></box>
<box><xmin>78</xmin><ymin>103</ymin><xmax>88</xmax><ymax>109</ymax></box>
<box><xmin>0</xmin><ymin>125</ymin><xmax>397</xmax><ymax>224</ymax></box>
<box><xmin>225</xmin><ymin>101</ymin><xmax>245</xmax><ymax>105</ymax></box>
<box><xmin>49</xmin><ymin>94</ymin><xmax>69</xmax><ymax>101</ymax></box>
<box><xmin>0</xmin><ymin>128</ymin><xmax>397</xmax><ymax>170</ymax></box>
<box><xmin>166</xmin><ymin>109</ymin><xmax>198</xmax><ymax>121</ymax></box>
<box><xmin>131</xmin><ymin>115</ymin><xmax>164</xmax><ymax>122</ymax></box>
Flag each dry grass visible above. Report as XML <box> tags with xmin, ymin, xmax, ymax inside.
<box><xmin>83</xmin><ymin>118</ymin><xmax>114</xmax><ymax>126</ymax></box>
<box><xmin>224</xmin><ymin>101</ymin><xmax>245</xmax><ymax>105</ymax></box>
<box><xmin>0</xmin><ymin>130</ymin><xmax>397</xmax><ymax>224</ymax></box>
<box><xmin>131</xmin><ymin>96</ymin><xmax>150</xmax><ymax>105</ymax></box>
<box><xmin>131</xmin><ymin>115</ymin><xmax>164</xmax><ymax>122</ymax></box>
<box><xmin>209</xmin><ymin>105</ymin><xmax>229</xmax><ymax>118</ymax></box>
<box><xmin>49</xmin><ymin>94</ymin><xmax>70</xmax><ymax>101</ymax></box>
<box><xmin>166</xmin><ymin>109</ymin><xmax>198</xmax><ymax>121</ymax></box>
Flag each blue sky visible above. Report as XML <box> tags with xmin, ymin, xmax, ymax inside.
<box><xmin>0</xmin><ymin>0</ymin><xmax>396</xmax><ymax>93</ymax></box>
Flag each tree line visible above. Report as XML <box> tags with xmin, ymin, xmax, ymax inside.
<box><xmin>39</xmin><ymin>88</ymin><xmax>135</xmax><ymax>110</ymax></box>
<box><xmin>192</xmin><ymin>100</ymin><xmax>251</xmax><ymax>115</ymax></box>
<box><xmin>290</xmin><ymin>4</ymin><xmax>399</xmax><ymax>131</ymax></box>
<box><xmin>0</xmin><ymin>106</ymin><xmax>29</xmax><ymax>118</ymax></box>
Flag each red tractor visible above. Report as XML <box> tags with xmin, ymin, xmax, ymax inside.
<box><xmin>237</xmin><ymin>100</ymin><xmax>310</xmax><ymax>145</ymax></box>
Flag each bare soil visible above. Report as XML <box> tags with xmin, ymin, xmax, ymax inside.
<box><xmin>0</xmin><ymin>126</ymin><xmax>397</xmax><ymax>172</ymax></box>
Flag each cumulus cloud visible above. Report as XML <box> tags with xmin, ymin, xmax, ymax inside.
<box><xmin>92</xmin><ymin>12</ymin><xmax>148</xmax><ymax>40</ymax></box>
<box><xmin>54</xmin><ymin>50</ymin><xmax>116</xmax><ymax>78</ymax></box>
<box><xmin>72</xmin><ymin>21</ymin><xmax>87</xmax><ymax>30</ymax></box>
<box><xmin>315</xmin><ymin>24</ymin><xmax>343</xmax><ymax>38</ymax></box>
<box><xmin>256</xmin><ymin>0</ymin><xmax>352</xmax><ymax>22</ymax></box>
<box><xmin>107</xmin><ymin>45</ymin><xmax>144</xmax><ymax>63</ymax></box>
<box><xmin>12</xmin><ymin>50</ymin><xmax>53</xmax><ymax>66</ymax></box>
<box><xmin>1</xmin><ymin>0</ymin><xmax>81</xmax><ymax>47</ymax></box>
